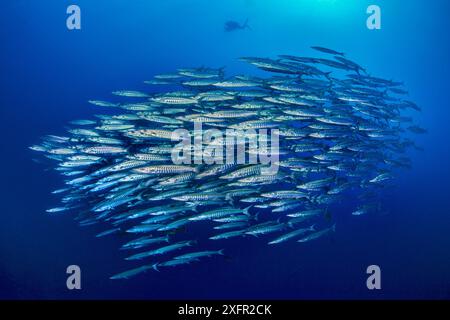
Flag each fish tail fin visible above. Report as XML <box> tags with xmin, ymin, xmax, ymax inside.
<box><xmin>152</xmin><ymin>263</ymin><xmax>160</xmax><ymax>272</ymax></box>
<box><xmin>136</xmin><ymin>191</ymin><xmax>145</xmax><ymax>201</ymax></box>
<box><xmin>331</xmin><ymin>224</ymin><xmax>336</xmax><ymax>232</ymax></box>
<box><xmin>188</xmin><ymin>240</ymin><xmax>197</xmax><ymax>246</ymax></box>
<box><xmin>309</xmin><ymin>224</ymin><xmax>317</xmax><ymax>232</ymax></box>
<box><xmin>165</xmin><ymin>235</ymin><xmax>170</xmax><ymax>242</ymax></box>
<box><xmin>218</xmin><ymin>249</ymin><xmax>225</xmax><ymax>256</ymax></box>
<box><xmin>324</xmin><ymin>71</ymin><xmax>333</xmax><ymax>79</ymax></box>
<box><xmin>243</xmin><ymin>205</ymin><xmax>252</xmax><ymax>216</ymax></box>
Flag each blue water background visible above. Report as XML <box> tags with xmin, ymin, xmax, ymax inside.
<box><xmin>1</xmin><ymin>0</ymin><xmax>449</xmax><ymax>299</ymax></box>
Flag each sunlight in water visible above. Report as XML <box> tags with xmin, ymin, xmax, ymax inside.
<box><xmin>317</xmin><ymin>0</ymin><xmax>338</xmax><ymax>3</ymax></box>
<box><xmin>279</xmin><ymin>0</ymin><xmax>359</xmax><ymax>19</ymax></box>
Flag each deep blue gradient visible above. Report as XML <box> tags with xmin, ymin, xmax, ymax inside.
<box><xmin>1</xmin><ymin>0</ymin><xmax>450</xmax><ymax>299</ymax></box>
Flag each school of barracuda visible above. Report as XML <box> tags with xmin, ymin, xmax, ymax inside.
<box><xmin>30</xmin><ymin>47</ymin><xmax>425</xmax><ymax>280</ymax></box>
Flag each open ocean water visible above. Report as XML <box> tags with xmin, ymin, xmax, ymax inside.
<box><xmin>0</xmin><ymin>0</ymin><xmax>449</xmax><ymax>300</ymax></box>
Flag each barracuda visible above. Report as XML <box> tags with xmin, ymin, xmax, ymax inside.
<box><xmin>31</xmin><ymin>48</ymin><xmax>423</xmax><ymax>279</ymax></box>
